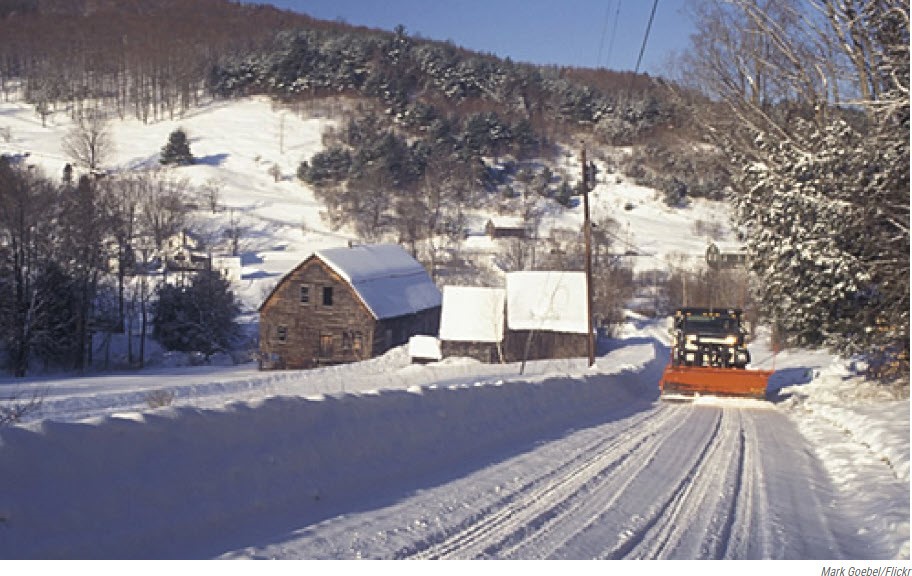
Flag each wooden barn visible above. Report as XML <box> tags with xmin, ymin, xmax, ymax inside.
<box><xmin>503</xmin><ymin>271</ymin><xmax>589</xmax><ymax>362</ymax></box>
<box><xmin>438</xmin><ymin>286</ymin><xmax>506</xmax><ymax>363</ymax></box>
<box><xmin>258</xmin><ymin>243</ymin><xmax>442</xmax><ymax>370</ymax></box>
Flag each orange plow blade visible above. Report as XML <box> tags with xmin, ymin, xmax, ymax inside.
<box><xmin>660</xmin><ymin>364</ymin><xmax>773</xmax><ymax>400</ymax></box>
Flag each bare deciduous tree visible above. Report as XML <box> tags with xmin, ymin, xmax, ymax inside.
<box><xmin>0</xmin><ymin>159</ymin><xmax>59</xmax><ymax>377</ymax></box>
<box><xmin>137</xmin><ymin>170</ymin><xmax>190</xmax><ymax>251</ymax></box>
<box><xmin>199</xmin><ymin>178</ymin><xmax>222</xmax><ymax>213</ymax></box>
<box><xmin>62</xmin><ymin>109</ymin><xmax>113</xmax><ymax>171</ymax></box>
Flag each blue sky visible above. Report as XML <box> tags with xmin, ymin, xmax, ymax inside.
<box><xmin>254</xmin><ymin>0</ymin><xmax>694</xmax><ymax>76</ymax></box>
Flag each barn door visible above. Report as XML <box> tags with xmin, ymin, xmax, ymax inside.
<box><xmin>319</xmin><ymin>334</ymin><xmax>334</xmax><ymax>358</ymax></box>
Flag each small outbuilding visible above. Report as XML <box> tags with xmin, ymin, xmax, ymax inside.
<box><xmin>212</xmin><ymin>256</ymin><xmax>242</xmax><ymax>284</ymax></box>
<box><xmin>408</xmin><ymin>335</ymin><xmax>443</xmax><ymax>364</ymax></box>
<box><xmin>437</xmin><ymin>273</ymin><xmax>589</xmax><ymax>364</ymax></box>
<box><xmin>258</xmin><ymin>243</ymin><xmax>442</xmax><ymax>370</ymax></box>
<box><xmin>485</xmin><ymin>216</ymin><xmax>526</xmax><ymax>239</ymax></box>
<box><xmin>164</xmin><ymin>230</ymin><xmax>208</xmax><ymax>273</ymax></box>
<box><xmin>438</xmin><ymin>285</ymin><xmax>506</xmax><ymax>363</ymax></box>
<box><xmin>503</xmin><ymin>271</ymin><xmax>589</xmax><ymax>362</ymax></box>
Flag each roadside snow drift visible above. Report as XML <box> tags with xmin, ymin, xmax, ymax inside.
<box><xmin>0</xmin><ymin>347</ymin><xmax>661</xmax><ymax>559</ymax></box>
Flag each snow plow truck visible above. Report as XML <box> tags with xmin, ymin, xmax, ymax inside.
<box><xmin>660</xmin><ymin>307</ymin><xmax>773</xmax><ymax>400</ymax></box>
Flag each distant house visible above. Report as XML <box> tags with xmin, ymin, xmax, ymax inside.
<box><xmin>503</xmin><ymin>271</ymin><xmax>589</xmax><ymax>362</ymax></box>
<box><xmin>212</xmin><ymin>256</ymin><xmax>242</xmax><ymax>284</ymax></box>
<box><xmin>164</xmin><ymin>230</ymin><xmax>209</xmax><ymax>274</ymax></box>
<box><xmin>485</xmin><ymin>216</ymin><xmax>526</xmax><ymax>239</ymax></box>
<box><xmin>705</xmin><ymin>243</ymin><xmax>748</xmax><ymax>269</ymax></box>
<box><xmin>258</xmin><ymin>243</ymin><xmax>442</xmax><ymax>370</ymax></box>
<box><xmin>438</xmin><ymin>286</ymin><xmax>506</xmax><ymax>363</ymax></box>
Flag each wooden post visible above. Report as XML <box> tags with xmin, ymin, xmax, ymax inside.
<box><xmin>581</xmin><ymin>144</ymin><xmax>595</xmax><ymax>367</ymax></box>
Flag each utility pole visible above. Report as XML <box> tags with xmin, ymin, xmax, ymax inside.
<box><xmin>581</xmin><ymin>143</ymin><xmax>595</xmax><ymax>367</ymax></box>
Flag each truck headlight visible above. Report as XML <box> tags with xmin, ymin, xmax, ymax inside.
<box><xmin>684</xmin><ymin>335</ymin><xmax>698</xmax><ymax>350</ymax></box>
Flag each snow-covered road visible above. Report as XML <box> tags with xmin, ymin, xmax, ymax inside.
<box><xmin>0</xmin><ymin>329</ymin><xmax>906</xmax><ymax>560</ymax></box>
<box><xmin>223</xmin><ymin>400</ymin><xmax>881</xmax><ymax>560</ymax></box>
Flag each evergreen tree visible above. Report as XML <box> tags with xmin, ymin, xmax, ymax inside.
<box><xmin>152</xmin><ymin>269</ymin><xmax>240</xmax><ymax>359</ymax></box>
<box><xmin>160</xmin><ymin>128</ymin><xmax>194</xmax><ymax>166</ymax></box>
<box><xmin>685</xmin><ymin>0</ymin><xmax>910</xmax><ymax>379</ymax></box>
<box><xmin>298</xmin><ymin>146</ymin><xmax>352</xmax><ymax>185</ymax></box>
<box><xmin>57</xmin><ymin>174</ymin><xmax>108</xmax><ymax>371</ymax></box>
<box><xmin>30</xmin><ymin>261</ymin><xmax>81</xmax><ymax>368</ymax></box>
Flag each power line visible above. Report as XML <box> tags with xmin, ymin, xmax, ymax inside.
<box><xmin>606</xmin><ymin>0</ymin><xmax>621</xmax><ymax>70</ymax></box>
<box><xmin>596</xmin><ymin>1</ymin><xmax>612</xmax><ymax>67</ymax></box>
<box><xmin>633</xmin><ymin>0</ymin><xmax>659</xmax><ymax>76</ymax></box>
<box><xmin>596</xmin><ymin>0</ymin><xmax>622</xmax><ymax>70</ymax></box>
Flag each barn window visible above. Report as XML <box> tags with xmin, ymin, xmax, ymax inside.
<box><xmin>342</xmin><ymin>331</ymin><xmax>351</xmax><ymax>351</ymax></box>
<box><xmin>276</xmin><ymin>325</ymin><xmax>287</xmax><ymax>342</ymax></box>
<box><xmin>300</xmin><ymin>284</ymin><xmax>310</xmax><ymax>304</ymax></box>
<box><xmin>322</xmin><ymin>286</ymin><xmax>333</xmax><ymax>306</ymax></box>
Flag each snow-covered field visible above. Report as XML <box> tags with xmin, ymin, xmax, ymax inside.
<box><xmin>0</xmin><ymin>95</ymin><xmax>908</xmax><ymax>561</ymax></box>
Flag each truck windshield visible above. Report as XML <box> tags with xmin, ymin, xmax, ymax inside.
<box><xmin>683</xmin><ymin>314</ymin><xmax>738</xmax><ymax>334</ymax></box>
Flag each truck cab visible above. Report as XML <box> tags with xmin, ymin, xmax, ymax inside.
<box><xmin>669</xmin><ymin>308</ymin><xmax>751</xmax><ymax>369</ymax></box>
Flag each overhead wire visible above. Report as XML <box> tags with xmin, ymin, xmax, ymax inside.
<box><xmin>587</xmin><ymin>1</ymin><xmax>698</xmax><ymax>269</ymax></box>
<box><xmin>633</xmin><ymin>0</ymin><xmax>659</xmax><ymax>76</ymax></box>
<box><xmin>596</xmin><ymin>1</ymin><xmax>611</xmax><ymax>67</ymax></box>
<box><xmin>595</xmin><ymin>0</ymin><xmax>622</xmax><ymax>70</ymax></box>
<box><xmin>605</xmin><ymin>0</ymin><xmax>621</xmax><ymax>70</ymax></box>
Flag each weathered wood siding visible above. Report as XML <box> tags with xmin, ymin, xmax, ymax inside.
<box><xmin>440</xmin><ymin>341</ymin><xmax>502</xmax><ymax>364</ymax></box>
<box><xmin>374</xmin><ymin>309</ymin><xmax>441</xmax><ymax>358</ymax></box>
<box><xmin>502</xmin><ymin>330</ymin><xmax>589</xmax><ymax>363</ymax></box>
<box><xmin>259</xmin><ymin>257</ymin><xmax>377</xmax><ymax>370</ymax></box>
<box><xmin>259</xmin><ymin>256</ymin><xmax>442</xmax><ymax>370</ymax></box>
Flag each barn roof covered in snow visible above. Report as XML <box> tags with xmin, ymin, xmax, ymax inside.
<box><xmin>315</xmin><ymin>243</ymin><xmax>441</xmax><ymax>320</ymax></box>
<box><xmin>438</xmin><ymin>286</ymin><xmax>506</xmax><ymax>343</ymax></box>
<box><xmin>505</xmin><ymin>271</ymin><xmax>587</xmax><ymax>334</ymax></box>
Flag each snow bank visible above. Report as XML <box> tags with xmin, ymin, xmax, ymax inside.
<box><xmin>10</xmin><ymin>343</ymin><xmax>653</xmax><ymax>425</ymax></box>
<box><xmin>777</xmin><ymin>363</ymin><xmax>910</xmax><ymax>559</ymax></box>
<box><xmin>0</xmin><ymin>345</ymin><xmax>662</xmax><ymax>559</ymax></box>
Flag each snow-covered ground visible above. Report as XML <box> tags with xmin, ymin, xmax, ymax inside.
<box><xmin>0</xmin><ymin>95</ymin><xmax>908</xmax><ymax>560</ymax></box>
<box><xmin>0</xmin><ymin>318</ymin><xmax>907</xmax><ymax>559</ymax></box>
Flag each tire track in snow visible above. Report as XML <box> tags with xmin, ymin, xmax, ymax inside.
<box><xmin>494</xmin><ymin>404</ymin><xmax>701</xmax><ymax>559</ymax></box>
<box><xmin>718</xmin><ymin>410</ymin><xmax>767</xmax><ymax>559</ymax></box>
<box><xmin>397</xmin><ymin>404</ymin><xmax>685</xmax><ymax>559</ymax></box>
<box><xmin>609</xmin><ymin>406</ymin><xmax>744</xmax><ymax>559</ymax></box>
<box><xmin>552</xmin><ymin>404</ymin><xmax>851</xmax><ymax>560</ymax></box>
<box><xmin>229</xmin><ymin>401</ymin><xmax>864</xmax><ymax>559</ymax></box>
<box><xmin>427</xmin><ymin>404</ymin><xmax>750</xmax><ymax>560</ymax></box>
<box><xmin>591</xmin><ymin>406</ymin><xmax>727</xmax><ymax>559</ymax></box>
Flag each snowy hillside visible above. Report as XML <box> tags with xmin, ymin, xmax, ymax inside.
<box><xmin>0</xmin><ymin>95</ymin><xmax>908</xmax><ymax>560</ymax></box>
<box><xmin>0</xmin><ymin>94</ymin><xmax>738</xmax><ymax>315</ymax></box>
<box><xmin>1</xmin><ymin>96</ymin><xmax>353</xmax><ymax>313</ymax></box>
